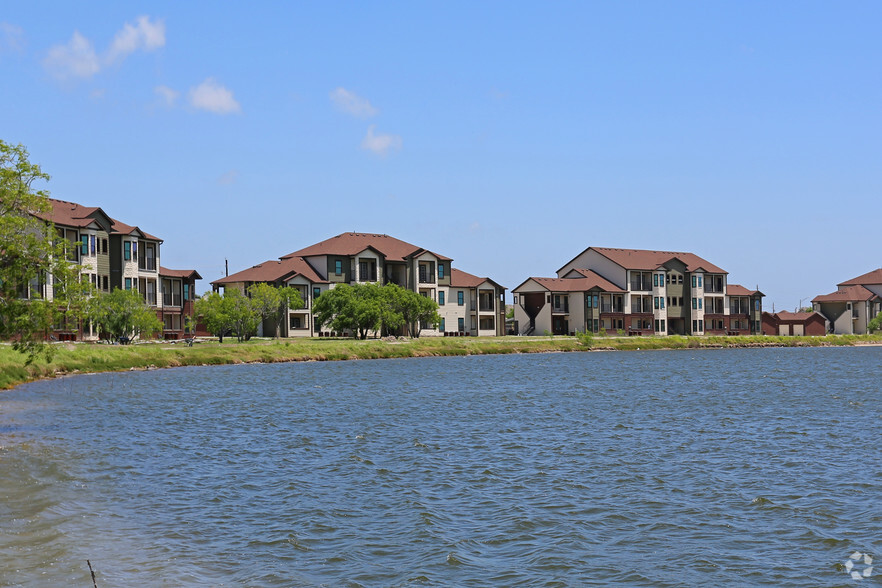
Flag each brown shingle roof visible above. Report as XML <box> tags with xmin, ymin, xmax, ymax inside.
<box><xmin>839</xmin><ymin>268</ymin><xmax>882</xmax><ymax>287</ymax></box>
<box><xmin>559</xmin><ymin>246</ymin><xmax>726</xmax><ymax>275</ymax></box>
<box><xmin>449</xmin><ymin>268</ymin><xmax>504</xmax><ymax>290</ymax></box>
<box><xmin>212</xmin><ymin>256</ymin><xmax>326</xmax><ymax>286</ymax></box>
<box><xmin>37</xmin><ymin>198</ymin><xmax>104</xmax><ymax>228</ymax></box>
<box><xmin>727</xmin><ymin>284</ymin><xmax>763</xmax><ymax>297</ymax></box>
<box><xmin>281</xmin><ymin>232</ymin><xmax>451</xmax><ymax>262</ymax></box>
<box><xmin>109</xmin><ymin>217</ymin><xmax>160</xmax><ymax>241</ymax></box>
<box><xmin>515</xmin><ymin>270</ymin><xmax>625</xmax><ymax>293</ymax></box>
<box><xmin>812</xmin><ymin>285</ymin><xmax>879</xmax><ymax>303</ymax></box>
<box><xmin>159</xmin><ymin>267</ymin><xmax>203</xmax><ymax>280</ymax></box>
<box><xmin>774</xmin><ymin>310</ymin><xmax>823</xmax><ymax>322</ymax></box>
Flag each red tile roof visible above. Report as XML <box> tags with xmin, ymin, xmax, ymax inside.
<box><xmin>281</xmin><ymin>232</ymin><xmax>451</xmax><ymax>262</ymax></box>
<box><xmin>212</xmin><ymin>256</ymin><xmax>326</xmax><ymax>286</ymax></box>
<box><xmin>812</xmin><ymin>285</ymin><xmax>878</xmax><ymax>303</ymax></box>
<box><xmin>159</xmin><ymin>267</ymin><xmax>203</xmax><ymax>280</ymax></box>
<box><xmin>839</xmin><ymin>268</ymin><xmax>882</xmax><ymax>287</ymax></box>
<box><xmin>559</xmin><ymin>246</ymin><xmax>726</xmax><ymax>274</ymax></box>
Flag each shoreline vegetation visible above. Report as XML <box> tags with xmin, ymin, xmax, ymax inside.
<box><xmin>2</xmin><ymin>333</ymin><xmax>882</xmax><ymax>391</ymax></box>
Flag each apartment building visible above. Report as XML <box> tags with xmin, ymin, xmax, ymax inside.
<box><xmin>513</xmin><ymin>247</ymin><xmax>763</xmax><ymax>336</ymax></box>
<box><xmin>212</xmin><ymin>232</ymin><xmax>506</xmax><ymax>337</ymax></box>
<box><xmin>812</xmin><ymin>268</ymin><xmax>882</xmax><ymax>334</ymax></box>
<box><xmin>33</xmin><ymin>198</ymin><xmax>200</xmax><ymax>340</ymax></box>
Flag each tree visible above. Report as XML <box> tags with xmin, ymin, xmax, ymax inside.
<box><xmin>384</xmin><ymin>283</ymin><xmax>440</xmax><ymax>337</ymax></box>
<box><xmin>89</xmin><ymin>288</ymin><xmax>162</xmax><ymax>342</ymax></box>
<box><xmin>0</xmin><ymin>140</ymin><xmax>83</xmax><ymax>362</ymax></box>
<box><xmin>195</xmin><ymin>291</ymin><xmax>232</xmax><ymax>343</ymax></box>
<box><xmin>225</xmin><ymin>288</ymin><xmax>260</xmax><ymax>341</ymax></box>
<box><xmin>246</xmin><ymin>283</ymin><xmax>304</xmax><ymax>338</ymax></box>
<box><xmin>313</xmin><ymin>283</ymin><xmax>383</xmax><ymax>339</ymax></box>
<box><xmin>869</xmin><ymin>311</ymin><xmax>882</xmax><ymax>334</ymax></box>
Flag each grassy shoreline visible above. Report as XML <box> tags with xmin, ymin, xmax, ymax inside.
<box><xmin>2</xmin><ymin>333</ymin><xmax>881</xmax><ymax>390</ymax></box>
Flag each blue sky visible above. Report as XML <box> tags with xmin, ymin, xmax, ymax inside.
<box><xmin>2</xmin><ymin>2</ymin><xmax>880</xmax><ymax>310</ymax></box>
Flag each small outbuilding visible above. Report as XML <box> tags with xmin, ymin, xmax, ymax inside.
<box><xmin>761</xmin><ymin>311</ymin><xmax>827</xmax><ymax>336</ymax></box>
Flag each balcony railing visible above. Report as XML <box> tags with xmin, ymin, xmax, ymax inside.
<box><xmin>551</xmin><ymin>304</ymin><xmax>568</xmax><ymax>314</ymax></box>
<box><xmin>480</xmin><ymin>302</ymin><xmax>495</xmax><ymax>312</ymax></box>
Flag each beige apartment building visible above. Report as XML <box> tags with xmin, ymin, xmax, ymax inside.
<box><xmin>812</xmin><ymin>268</ymin><xmax>882</xmax><ymax>334</ymax></box>
<box><xmin>32</xmin><ymin>198</ymin><xmax>201</xmax><ymax>340</ymax></box>
<box><xmin>212</xmin><ymin>232</ymin><xmax>506</xmax><ymax>337</ymax></box>
<box><xmin>513</xmin><ymin>247</ymin><xmax>763</xmax><ymax>336</ymax></box>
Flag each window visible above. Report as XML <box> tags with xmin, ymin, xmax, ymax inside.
<box><xmin>698</xmin><ymin>298</ymin><xmax>703</xmax><ymax>310</ymax></box>
<box><xmin>666</xmin><ymin>275</ymin><xmax>670</xmax><ymax>284</ymax></box>
<box><xmin>678</xmin><ymin>297</ymin><xmax>683</xmax><ymax>306</ymax></box>
<box><xmin>654</xmin><ymin>297</ymin><xmax>659</xmax><ymax>309</ymax></box>
<box><xmin>438</xmin><ymin>264</ymin><xmax>445</xmax><ymax>279</ymax></box>
<box><xmin>457</xmin><ymin>317</ymin><xmax>464</xmax><ymax>332</ymax></box>
<box><xmin>440</xmin><ymin>318</ymin><xmax>445</xmax><ymax>332</ymax></box>
<box><xmin>593</xmin><ymin>295</ymin><xmax>599</xmax><ymax>308</ymax></box>
<box><xmin>438</xmin><ymin>291</ymin><xmax>445</xmax><ymax>305</ymax></box>
<box><xmin>692</xmin><ymin>297</ymin><xmax>697</xmax><ymax>309</ymax></box>
<box><xmin>132</xmin><ymin>241</ymin><xmax>137</xmax><ymax>260</ymax></box>
<box><xmin>457</xmin><ymin>291</ymin><xmax>464</xmax><ymax>306</ymax></box>
<box><xmin>290</xmin><ymin>315</ymin><xmax>303</xmax><ymax>329</ymax></box>
<box><xmin>660</xmin><ymin>320</ymin><xmax>665</xmax><ymax>332</ymax></box>
<box><xmin>755</xmin><ymin>300</ymin><xmax>760</xmax><ymax>310</ymax></box>
<box><xmin>586</xmin><ymin>294</ymin><xmax>592</xmax><ymax>308</ymax></box>
<box><xmin>653</xmin><ymin>274</ymin><xmax>659</xmax><ymax>287</ymax></box>
<box><xmin>102</xmin><ymin>276</ymin><xmax>108</xmax><ymax>291</ymax></box>
<box><xmin>698</xmin><ymin>276</ymin><xmax>702</xmax><ymax>288</ymax></box>
<box><xmin>660</xmin><ymin>297</ymin><xmax>665</xmax><ymax>309</ymax></box>
<box><xmin>125</xmin><ymin>278</ymin><xmax>132</xmax><ymax>290</ymax></box>
<box><xmin>124</xmin><ymin>241</ymin><xmax>131</xmax><ymax>261</ymax></box>
<box><xmin>678</xmin><ymin>275</ymin><xmax>683</xmax><ymax>284</ymax></box>
<box><xmin>90</xmin><ymin>235</ymin><xmax>96</xmax><ymax>256</ymax></box>
<box><xmin>81</xmin><ymin>235</ymin><xmax>89</xmax><ymax>256</ymax></box>
<box><xmin>335</xmin><ymin>260</ymin><xmax>342</xmax><ymax>275</ymax></box>
<box><xmin>513</xmin><ymin>295</ymin><xmax>519</xmax><ymax>305</ymax></box>
<box><xmin>183</xmin><ymin>283</ymin><xmax>190</xmax><ymax>301</ymax></box>
<box><xmin>313</xmin><ymin>287</ymin><xmax>321</xmax><ymax>299</ymax></box>
<box><xmin>101</xmin><ymin>238</ymin><xmax>108</xmax><ymax>254</ymax></box>
<box><xmin>692</xmin><ymin>275</ymin><xmax>696</xmax><ymax>288</ymax></box>
<box><xmin>698</xmin><ymin>319</ymin><xmax>703</xmax><ymax>331</ymax></box>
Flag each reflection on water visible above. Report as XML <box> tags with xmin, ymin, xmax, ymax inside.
<box><xmin>1</xmin><ymin>347</ymin><xmax>880</xmax><ymax>586</ymax></box>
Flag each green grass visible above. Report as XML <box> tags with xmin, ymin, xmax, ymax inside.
<box><xmin>2</xmin><ymin>333</ymin><xmax>881</xmax><ymax>390</ymax></box>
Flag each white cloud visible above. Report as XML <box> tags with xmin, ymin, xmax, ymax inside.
<box><xmin>217</xmin><ymin>170</ymin><xmax>238</xmax><ymax>185</ymax></box>
<box><xmin>106</xmin><ymin>16</ymin><xmax>165</xmax><ymax>64</ymax></box>
<box><xmin>43</xmin><ymin>31</ymin><xmax>100</xmax><ymax>80</ymax></box>
<box><xmin>361</xmin><ymin>125</ymin><xmax>402</xmax><ymax>156</ymax></box>
<box><xmin>154</xmin><ymin>84</ymin><xmax>179</xmax><ymax>106</ymax></box>
<box><xmin>0</xmin><ymin>22</ymin><xmax>25</xmax><ymax>53</ymax></box>
<box><xmin>188</xmin><ymin>78</ymin><xmax>241</xmax><ymax>114</ymax></box>
<box><xmin>43</xmin><ymin>16</ymin><xmax>165</xmax><ymax>81</ymax></box>
<box><xmin>330</xmin><ymin>87</ymin><xmax>378</xmax><ymax>118</ymax></box>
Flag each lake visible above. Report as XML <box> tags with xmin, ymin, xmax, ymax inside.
<box><xmin>1</xmin><ymin>347</ymin><xmax>880</xmax><ymax>586</ymax></box>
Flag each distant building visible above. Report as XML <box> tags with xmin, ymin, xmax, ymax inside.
<box><xmin>212</xmin><ymin>232</ymin><xmax>506</xmax><ymax>337</ymax></box>
<box><xmin>812</xmin><ymin>269</ymin><xmax>882</xmax><ymax>334</ymax></box>
<box><xmin>513</xmin><ymin>247</ymin><xmax>763</xmax><ymax>336</ymax></box>
<box><xmin>32</xmin><ymin>199</ymin><xmax>200</xmax><ymax>340</ymax></box>
<box><xmin>761</xmin><ymin>311</ymin><xmax>826</xmax><ymax>336</ymax></box>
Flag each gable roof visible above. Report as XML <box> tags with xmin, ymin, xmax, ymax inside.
<box><xmin>159</xmin><ymin>267</ymin><xmax>203</xmax><ymax>280</ymax></box>
<box><xmin>558</xmin><ymin>246</ymin><xmax>726</xmax><ymax>275</ymax></box>
<box><xmin>773</xmin><ymin>310</ymin><xmax>824</xmax><ymax>322</ymax></box>
<box><xmin>450</xmin><ymin>268</ymin><xmax>504</xmax><ymax>290</ymax></box>
<box><xmin>727</xmin><ymin>284</ymin><xmax>763</xmax><ymax>297</ymax></box>
<box><xmin>514</xmin><ymin>270</ymin><xmax>625</xmax><ymax>293</ymax></box>
<box><xmin>838</xmin><ymin>268</ymin><xmax>882</xmax><ymax>287</ymax></box>
<box><xmin>212</xmin><ymin>256</ymin><xmax>326</xmax><ymax>286</ymax></box>
<box><xmin>37</xmin><ymin>199</ymin><xmax>161</xmax><ymax>241</ymax></box>
<box><xmin>37</xmin><ymin>198</ymin><xmax>108</xmax><ymax>229</ymax></box>
<box><xmin>281</xmin><ymin>232</ymin><xmax>451</xmax><ymax>262</ymax></box>
<box><xmin>109</xmin><ymin>217</ymin><xmax>161</xmax><ymax>241</ymax></box>
<box><xmin>812</xmin><ymin>285</ymin><xmax>879</xmax><ymax>303</ymax></box>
